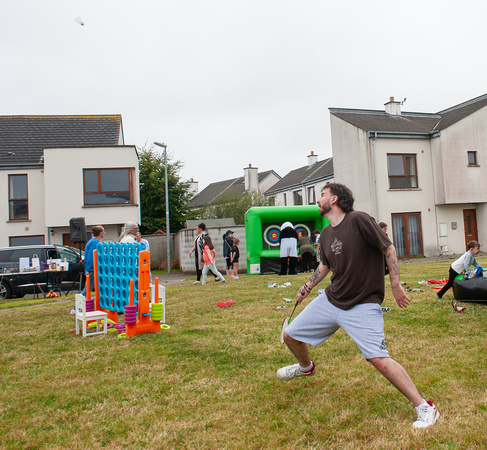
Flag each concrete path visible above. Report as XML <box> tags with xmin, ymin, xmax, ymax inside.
<box><xmin>151</xmin><ymin>272</ymin><xmax>193</xmax><ymax>286</ymax></box>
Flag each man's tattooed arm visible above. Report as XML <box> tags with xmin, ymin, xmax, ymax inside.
<box><xmin>297</xmin><ymin>262</ymin><xmax>330</xmax><ymax>303</ymax></box>
<box><xmin>384</xmin><ymin>244</ymin><xmax>411</xmax><ymax>308</ymax></box>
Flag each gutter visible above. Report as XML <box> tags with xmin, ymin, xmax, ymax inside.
<box><xmin>367</xmin><ymin>131</ymin><xmax>440</xmax><ymax>139</ymax></box>
<box><xmin>0</xmin><ymin>164</ymin><xmax>44</xmax><ymax>170</ymax></box>
<box><xmin>372</xmin><ymin>132</ymin><xmax>380</xmax><ymax>220</ymax></box>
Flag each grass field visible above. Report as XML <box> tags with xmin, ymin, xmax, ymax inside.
<box><xmin>1</xmin><ymin>258</ymin><xmax>487</xmax><ymax>449</ymax></box>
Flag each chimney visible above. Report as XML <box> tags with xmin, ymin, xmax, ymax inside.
<box><xmin>244</xmin><ymin>164</ymin><xmax>259</xmax><ymax>192</ymax></box>
<box><xmin>189</xmin><ymin>178</ymin><xmax>199</xmax><ymax>194</ymax></box>
<box><xmin>307</xmin><ymin>151</ymin><xmax>318</xmax><ymax>168</ymax></box>
<box><xmin>384</xmin><ymin>96</ymin><xmax>401</xmax><ymax>116</ymax></box>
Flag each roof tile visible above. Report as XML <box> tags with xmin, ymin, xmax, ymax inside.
<box><xmin>0</xmin><ymin>115</ymin><xmax>123</xmax><ymax>166</ymax></box>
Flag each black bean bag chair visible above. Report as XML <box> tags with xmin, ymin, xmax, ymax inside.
<box><xmin>453</xmin><ymin>277</ymin><xmax>487</xmax><ymax>302</ymax></box>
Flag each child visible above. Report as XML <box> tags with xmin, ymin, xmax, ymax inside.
<box><xmin>201</xmin><ymin>235</ymin><xmax>226</xmax><ymax>285</ymax></box>
<box><xmin>437</xmin><ymin>240</ymin><xmax>481</xmax><ymax>299</ymax></box>
<box><xmin>231</xmin><ymin>238</ymin><xmax>240</xmax><ymax>279</ymax></box>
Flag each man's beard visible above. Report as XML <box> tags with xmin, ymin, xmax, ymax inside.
<box><xmin>319</xmin><ymin>200</ymin><xmax>332</xmax><ymax>217</ymax></box>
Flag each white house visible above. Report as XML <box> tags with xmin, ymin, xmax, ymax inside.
<box><xmin>268</xmin><ymin>152</ymin><xmax>334</xmax><ymax>206</ymax></box>
<box><xmin>330</xmin><ymin>95</ymin><xmax>487</xmax><ymax>257</ymax></box>
<box><xmin>0</xmin><ymin>115</ymin><xmax>140</xmax><ymax>247</ymax></box>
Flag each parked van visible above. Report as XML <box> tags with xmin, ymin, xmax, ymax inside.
<box><xmin>0</xmin><ymin>245</ymin><xmax>84</xmax><ymax>299</ymax></box>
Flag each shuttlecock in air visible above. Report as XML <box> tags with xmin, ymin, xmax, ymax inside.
<box><xmin>74</xmin><ymin>17</ymin><xmax>85</xmax><ymax>26</ymax></box>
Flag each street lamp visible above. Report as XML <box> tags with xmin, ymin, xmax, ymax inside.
<box><xmin>153</xmin><ymin>142</ymin><xmax>171</xmax><ymax>273</ymax></box>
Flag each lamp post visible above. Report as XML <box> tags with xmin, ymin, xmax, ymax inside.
<box><xmin>153</xmin><ymin>142</ymin><xmax>171</xmax><ymax>273</ymax></box>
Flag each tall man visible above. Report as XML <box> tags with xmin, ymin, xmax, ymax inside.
<box><xmin>277</xmin><ymin>183</ymin><xmax>439</xmax><ymax>429</ymax></box>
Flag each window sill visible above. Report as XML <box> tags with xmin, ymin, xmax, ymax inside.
<box><xmin>467</xmin><ymin>164</ymin><xmax>480</xmax><ymax>167</ymax></box>
<box><xmin>387</xmin><ymin>188</ymin><xmax>422</xmax><ymax>191</ymax></box>
<box><xmin>82</xmin><ymin>203</ymin><xmax>138</xmax><ymax>208</ymax></box>
<box><xmin>7</xmin><ymin>219</ymin><xmax>32</xmax><ymax>223</ymax></box>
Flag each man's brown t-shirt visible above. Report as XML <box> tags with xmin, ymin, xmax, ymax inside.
<box><xmin>320</xmin><ymin>211</ymin><xmax>392</xmax><ymax>310</ymax></box>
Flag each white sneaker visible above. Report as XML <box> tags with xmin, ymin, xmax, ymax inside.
<box><xmin>70</xmin><ymin>309</ymin><xmax>76</xmax><ymax>315</ymax></box>
<box><xmin>413</xmin><ymin>400</ymin><xmax>440</xmax><ymax>428</ymax></box>
<box><xmin>276</xmin><ymin>362</ymin><xmax>316</xmax><ymax>381</ymax></box>
<box><xmin>233</xmin><ymin>276</ymin><xmax>239</xmax><ymax>279</ymax></box>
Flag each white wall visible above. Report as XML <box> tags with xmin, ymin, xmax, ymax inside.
<box><xmin>43</xmin><ymin>146</ymin><xmax>140</xmax><ymax>228</ymax></box>
<box><xmin>1</xmin><ymin>168</ymin><xmax>47</xmax><ymax>247</ymax></box>
<box><xmin>259</xmin><ymin>172</ymin><xmax>280</xmax><ymax>193</ymax></box>
<box><xmin>373</xmin><ymin>137</ymin><xmax>440</xmax><ymax>256</ymax></box>
<box><xmin>433</xmin><ymin>108</ymin><xmax>487</xmax><ymax>205</ymax></box>
<box><xmin>274</xmin><ymin>179</ymin><xmax>333</xmax><ymax>207</ymax></box>
<box><xmin>330</xmin><ymin>116</ymin><xmax>376</xmax><ymax>214</ymax></box>
<box><xmin>47</xmin><ymin>224</ymin><xmax>122</xmax><ymax>246</ymax></box>
<box><xmin>178</xmin><ymin>225</ymin><xmax>246</xmax><ymax>273</ymax></box>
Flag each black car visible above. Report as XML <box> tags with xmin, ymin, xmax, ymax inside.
<box><xmin>0</xmin><ymin>245</ymin><xmax>84</xmax><ymax>299</ymax></box>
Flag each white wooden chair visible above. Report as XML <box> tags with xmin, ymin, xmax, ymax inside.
<box><xmin>150</xmin><ymin>284</ymin><xmax>166</xmax><ymax>323</ymax></box>
<box><xmin>75</xmin><ymin>294</ymin><xmax>108</xmax><ymax>337</ymax></box>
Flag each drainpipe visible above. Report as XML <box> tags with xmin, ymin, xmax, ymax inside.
<box><xmin>372</xmin><ymin>132</ymin><xmax>380</xmax><ymax>220</ymax></box>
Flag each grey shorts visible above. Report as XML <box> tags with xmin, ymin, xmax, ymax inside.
<box><xmin>285</xmin><ymin>289</ymin><xmax>389</xmax><ymax>359</ymax></box>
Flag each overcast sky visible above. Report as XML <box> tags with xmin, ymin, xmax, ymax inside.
<box><xmin>2</xmin><ymin>0</ymin><xmax>486</xmax><ymax>190</ymax></box>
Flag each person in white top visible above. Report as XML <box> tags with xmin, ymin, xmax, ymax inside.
<box><xmin>119</xmin><ymin>222</ymin><xmax>139</xmax><ymax>244</ymax></box>
<box><xmin>437</xmin><ymin>240</ymin><xmax>481</xmax><ymax>298</ymax></box>
<box><xmin>135</xmin><ymin>232</ymin><xmax>150</xmax><ymax>251</ymax></box>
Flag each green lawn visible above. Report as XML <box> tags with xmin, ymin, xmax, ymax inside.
<box><xmin>1</xmin><ymin>258</ymin><xmax>486</xmax><ymax>449</ymax></box>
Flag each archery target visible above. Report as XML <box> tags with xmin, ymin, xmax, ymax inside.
<box><xmin>263</xmin><ymin>225</ymin><xmax>281</xmax><ymax>247</ymax></box>
<box><xmin>294</xmin><ymin>224</ymin><xmax>311</xmax><ymax>238</ymax></box>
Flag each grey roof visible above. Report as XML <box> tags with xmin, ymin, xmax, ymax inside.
<box><xmin>0</xmin><ymin>115</ymin><xmax>123</xmax><ymax>166</ymax></box>
<box><xmin>329</xmin><ymin>93</ymin><xmax>487</xmax><ymax>135</ymax></box>
<box><xmin>436</xmin><ymin>94</ymin><xmax>487</xmax><ymax>130</ymax></box>
<box><xmin>329</xmin><ymin>109</ymin><xmax>441</xmax><ymax>134</ymax></box>
<box><xmin>189</xmin><ymin>170</ymin><xmax>279</xmax><ymax>208</ymax></box>
<box><xmin>268</xmin><ymin>158</ymin><xmax>334</xmax><ymax>193</ymax></box>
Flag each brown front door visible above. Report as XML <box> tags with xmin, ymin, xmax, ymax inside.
<box><xmin>63</xmin><ymin>233</ymin><xmax>86</xmax><ymax>251</ymax></box>
<box><xmin>463</xmin><ymin>209</ymin><xmax>478</xmax><ymax>249</ymax></box>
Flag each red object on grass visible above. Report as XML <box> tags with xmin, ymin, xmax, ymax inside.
<box><xmin>217</xmin><ymin>299</ymin><xmax>235</xmax><ymax>308</ymax></box>
<box><xmin>427</xmin><ymin>278</ymin><xmax>448</xmax><ymax>284</ymax></box>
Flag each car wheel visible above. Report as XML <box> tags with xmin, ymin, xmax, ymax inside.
<box><xmin>0</xmin><ymin>280</ymin><xmax>12</xmax><ymax>300</ymax></box>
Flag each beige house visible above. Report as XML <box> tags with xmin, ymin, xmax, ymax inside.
<box><xmin>330</xmin><ymin>94</ymin><xmax>487</xmax><ymax>257</ymax></box>
<box><xmin>0</xmin><ymin>115</ymin><xmax>140</xmax><ymax>247</ymax></box>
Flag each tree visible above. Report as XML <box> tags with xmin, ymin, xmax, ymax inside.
<box><xmin>138</xmin><ymin>145</ymin><xmax>196</xmax><ymax>234</ymax></box>
<box><xmin>203</xmin><ymin>190</ymin><xmax>274</xmax><ymax>225</ymax></box>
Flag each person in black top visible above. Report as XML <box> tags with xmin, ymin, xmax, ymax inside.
<box><xmin>231</xmin><ymin>238</ymin><xmax>240</xmax><ymax>279</ymax></box>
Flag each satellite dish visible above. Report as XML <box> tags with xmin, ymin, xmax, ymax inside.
<box><xmin>74</xmin><ymin>17</ymin><xmax>85</xmax><ymax>26</ymax></box>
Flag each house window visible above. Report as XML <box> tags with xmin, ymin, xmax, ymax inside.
<box><xmin>467</xmin><ymin>151</ymin><xmax>477</xmax><ymax>166</ymax></box>
<box><xmin>83</xmin><ymin>168</ymin><xmax>134</xmax><ymax>205</ymax></box>
<box><xmin>307</xmin><ymin>186</ymin><xmax>316</xmax><ymax>205</ymax></box>
<box><xmin>9</xmin><ymin>235</ymin><xmax>44</xmax><ymax>246</ymax></box>
<box><xmin>8</xmin><ymin>174</ymin><xmax>28</xmax><ymax>220</ymax></box>
<box><xmin>293</xmin><ymin>190</ymin><xmax>303</xmax><ymax>205</ymax></box>
<box><xmin>387</xmin><ymin>154</ymin><xmax>418</xmax><ymax>188</ymax></box>
<box><xmin>283</xmin><ymin>193</ymin><xmax>287</xmax><ymax>206</ymax></box>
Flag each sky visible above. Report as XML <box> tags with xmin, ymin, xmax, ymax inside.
<box><xmin>2</xmin><ymin>0</ymin><xmax>487</xmax><ymax>191</ymax></box>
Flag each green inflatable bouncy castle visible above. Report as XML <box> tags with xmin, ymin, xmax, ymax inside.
<box><xmin>244</xmin><ymin>206</ymin><xmax>329</xmax><ymax>274</ymax></box>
